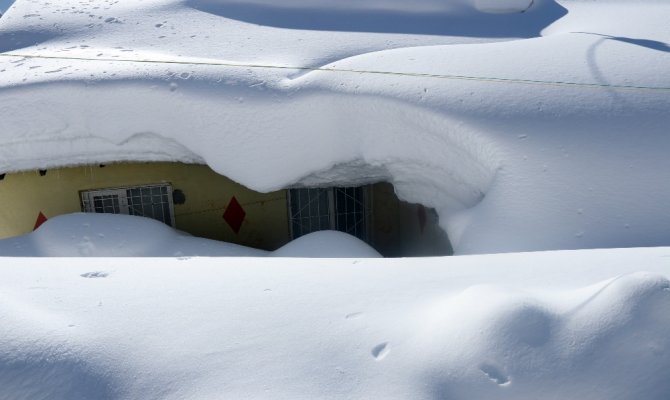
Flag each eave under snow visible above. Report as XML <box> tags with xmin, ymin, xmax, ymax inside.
<box><xmin>1</xmin><ymin>0</ymin><xmax>670</xmax><ymax>254</ymax></box>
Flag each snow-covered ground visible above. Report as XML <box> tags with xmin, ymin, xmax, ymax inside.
<box><xmin>0</xmin><ymin>248</ymin><xmax>669</xmax><ymax>399</ymax></box>
<box><xmin>0</xmin><ymin>213</ymin><xmax>382</xmax><ymax>258</ymax></box>
<box><xmin>1</xmin><ymin>0</ymin><xmax>670</xmax><ymax>398</ymax></box>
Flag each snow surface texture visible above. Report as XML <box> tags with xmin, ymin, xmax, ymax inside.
<box><xmin>1</xmin><ymin>3</ymin><xmax>669</xmax><ymax>398</ymax></box>
<box><xmin>1</xmin><ymin>0</ymin><xmax>669</xmax><ymax>254</ymax></box>
<box><xmin>0</xmin><ymin>248</ymin><xmax>668</xmax><ymax>399</ymax></box>
<box><xmin>0</xmin><ymin>213</ymin><xmax>381</xmax><ymax>257</ymax></box>
<box><xmin>271</xmin><ymin>230</ymin><xmax>382</xmax><ymax>258</ymax></box>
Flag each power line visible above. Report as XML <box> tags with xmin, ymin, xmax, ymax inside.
<box><xmin>1</xmin><ymin>52</ymin><xmax>670</xmax><ymax>92</ymax></box>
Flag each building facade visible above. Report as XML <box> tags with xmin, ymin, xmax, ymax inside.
<box><xmin>0</xmin><ymin>162</ymin><xmax>451</xmax><ymax>256</ymax></box>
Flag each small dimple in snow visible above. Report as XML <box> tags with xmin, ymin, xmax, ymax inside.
<box><xmin>479</xmin><ymin>363</ymin><xmax>510</xmax><ymax>386</ymax></box>
<box><xmin>371</xmin><ymin>342</ymin><xmax>390</xmax><ymax>360</ymax></box>
<box><xmin>80</xmin><ymin>271</ymin><xmax>109</xmax><ymax>278</ymax></box>
<box><xmin>345</xmin><ymin>312</ymin><xmax>363</xmax><ymax>320</ymax></box>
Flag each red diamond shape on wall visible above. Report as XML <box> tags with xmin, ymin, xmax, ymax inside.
<box><xmin>34</xmin><ymin>211</ymin><xmax>48</xmax><ymax>231</ymax></box>
<box><xmin>223</xmin><ymin>196</ymin><xmax>246</xmax><ymax>234</ymax></box>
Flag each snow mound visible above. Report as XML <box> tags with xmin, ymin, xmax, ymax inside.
<box><xmin>0</xmin><ymin>252</ymin><xmax>668</xmax><ymax>399</ymax></box>
<box><xmin>0</xmin><ymin>213</ymin><xmax>267</xmax><ymax>257</ymax></box>
<box><xmin>414</xmin><ymin>272</ymin><xmax>670</xmax><ymax>399</ymax></box>
<box><xmin>0</xmin><ymin>213</ymin><xmax>384</xmax><ymax>258</ymax></box>
<box><xmin>272</xmin><ymin>230</ymin><xmax>382</xmax><ymax>258</ymax></box>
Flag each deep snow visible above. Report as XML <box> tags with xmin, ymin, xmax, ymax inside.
<box><xmin>0</xmin><ymin>248</ymin><xmax>668</xmax><ymax>399</ymax></box>
<box><xmin>0</xmin><ymin>213</ymin><xmax>382</xmax><ymax>258</ymax></box>
<box><xmin>1</xmin><ymin>1</ymin><xmax>670</xmax><ymax>399</ymax></box>
<box><xmin>1</xmin><ymin>0</ymin><xmax>669</xmax><ymax>254</ymax></box>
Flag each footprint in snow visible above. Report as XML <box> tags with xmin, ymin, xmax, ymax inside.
<box><xmin>80</xmin><ymin>271</ymin><xmax>109</xmax><ymax>278</ymax></box>
<box><xmin>371</xmin><ymin>342</ymin><xmax>390</xmax><ymax>361</ymax></box>
<box><xmin>479</xmin><ymin>363</ymin><xmax>510</xmax><ymax>386</ymax></box>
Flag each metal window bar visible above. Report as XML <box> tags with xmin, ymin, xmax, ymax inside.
<box><xmin>126</xmin><ymin>186</ymin><xmax>173</xmax><ymax>226</ymax></box>
<box><xmin>333</xmin><ymin>187</ymin><xmax>368</xmax><ymax>241</ymax></box>
<box><xmin>288</xmin><ymin>186</ymin><xmax>369</xmax><ymax>242</ymax></box>
<box><xmin>93</xmin><ymin>194</ymin><xmax>121</xmax><ymax>214</ymax></box>
<box><xmin>81</xmin><ymin>184</ymin><xmax>175</xmax><ymax>227</ymax></box>
<box><xmin>289</xmin><ymin>188</ymin><xmax>332</xmax><ymax>238</ymax></box>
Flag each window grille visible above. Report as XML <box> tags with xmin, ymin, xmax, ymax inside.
<box><xmin>288</xmin><ymin>187</ymin><xmax>369</xmax><ymax>242</ymax></box>
<box><xmin>80</xmin><ymin>184</ymin><xmax>175</xmax><ymax>227</ymax></box>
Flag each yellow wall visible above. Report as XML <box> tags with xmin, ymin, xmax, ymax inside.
<box><xmin>0</xmin><ymin>163</ymin><xmax>289</xmax><ymax>250</ymax></box>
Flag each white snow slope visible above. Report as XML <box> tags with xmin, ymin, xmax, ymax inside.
<box><xmin>1</xmin><ymin>0</ymin><xmax>669</xmax><ymax>254</ymax></box>
<box><xmin>0</xmin><ymin>213</ymin><xmax>382</xmax><ymax>258</ymax></box>
<box><xmin>1</xmin><ymin>2</ymin><xmax>670</xmax><ymax>399</ymax></box>
<box><xmin>0</xmin><ymin>248</ymin><xmax>668</xmax><ymax>399</ymax></box>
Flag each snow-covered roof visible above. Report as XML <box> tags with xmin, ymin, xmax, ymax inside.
<box><xmin>1</xmin><ymin>0</ymin><xmax>670</xmax><ymax>254</ymax></box>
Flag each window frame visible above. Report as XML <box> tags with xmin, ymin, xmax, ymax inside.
<box><xmin>287</xmin><ymin>186</ymin><xmax>370</xmax><ymax>242</ymax></box>
<box><xmin>80</xmin><ymin>183</ymin><xmax>176</xmax><ymax>227</ymax></box>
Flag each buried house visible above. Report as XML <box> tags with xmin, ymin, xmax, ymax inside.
<box><xmin>0</xmin><ymin>162</ymin><xmax>451</xmax><ymax>256</ymax></box>
<box><xmin>1</xmin><ymin>2</ymin><xmax>670</xmax><ymax>398</ymax></box>
<box><xmin>1</xmin><ymin>0</ymin><xmax>670</xmax><ymax>256</ymax></box>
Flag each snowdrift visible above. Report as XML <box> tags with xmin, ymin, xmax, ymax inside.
<box><xmin>271</xmin><ymin>230</ymin><xmax>382</xmax><ymax>258</ymax></box>
<box><xmin>1</xmin><ymin>2</ymin><xmax>669</xmax><ymax>399</ymax></box>
<box><xmin>0</xmin><ymin>213</ymin><xmax>381</xmax><ymax>257</ymax></box>
<box><xmin>0</xmin><ymin>213</ymin><xmax>265</xmax><ymax>257</ymax></box>
<box><xmin>1</xmin><ymin>0</ymin><xmax>670</xmax><ymax>254</ymax></box>
<box><xmin>0</xmin><ymin>248</ymin><xmax>668</xmax><ymax>399</ymax></box>
<box><xmin>1</xmin><ymin>0</ymin><xmax>669</xmax><ymax>254</ymax></box>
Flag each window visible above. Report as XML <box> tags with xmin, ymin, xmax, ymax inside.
<box><xmin>288</xmin><ymin>187</ymin><xmax>369</xmax><ymax>242</ymax></box>
<box><xmin>80</xmin><ymin>184</ymin><xmax>175</xmax><ymax>227</ymax></box>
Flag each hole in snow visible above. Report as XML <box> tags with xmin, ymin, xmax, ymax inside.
<box><xmin>371</xmin><ymin>342</ymin><xmax>390</xmax><ymax>360</ymax></box>
<box><xmin>479</xmin><ymin>363</ymin><xmax>510</xmax><ymax>385</ymax></box>
<box><xmin>286</xmin><ymin>183</ymin><xmax>453</xmax><ymax>257</ymax></box>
